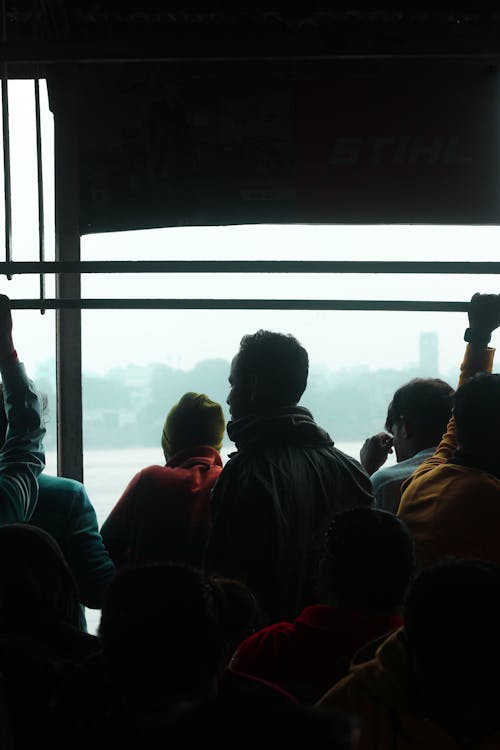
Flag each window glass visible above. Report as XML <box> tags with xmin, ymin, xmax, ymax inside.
<box><xmin>80</xmin><ymin>220</ymin><xmax>484</xmax><ymax>531</ymax></box>
<box><xmin>81</xmin><ymin>290</ymin><xmax>467</xmax><ymax>637</ymax></box>
<box><xmin>3</xmin><ymin>83</ymin><xmax>499</xmax><ymax>635</ymax></box>
<box><xmin>82</xmin><ymin>222</ymin><xmax>500</xmax><ymax>262</ymax></box>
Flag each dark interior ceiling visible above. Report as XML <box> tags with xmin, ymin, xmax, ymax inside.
<box><xmin>5</xmin><ymin>4</ymin><xmax>500</xmax><ymax>232</ymax></box>
<box><xmin>4</xmin><ymin>3</ymin><xmax>500</xmax><ymax>68</ymax></box>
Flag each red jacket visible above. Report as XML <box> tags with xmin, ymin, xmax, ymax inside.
<box><xmin>230</xmin><ymin>604</ymin><xmax>403</xmax><ymax>704</ymax></box>
<box><xmin>100</xmin><ymin>445</ymin><xmax>223</xmax><ymax>567</ymax></box>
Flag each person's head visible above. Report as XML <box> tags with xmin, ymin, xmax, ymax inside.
<box><xmin>0</xmin><ymin>523</ymin><xmax>80</xmax><ymax>632</ymax></box>
<box><xmin>320</xmin><ymin>507</ymin><xmax>415</xmax><ymax>614</ymax></box>
<box><xmin>98</xmin><ymin>561</ymin><xmax>228</xmax><ymax>703</ymax></box>
<box><xmin>453</xmin><ymin>372</ymin><xmax>500</xmax><ymax>457</ymax></box>
<box><xmin>212</xmin><ymin>576</ymin><xmax>267</xmax><ymax>657</ymax></box>
<box><xmin>403</xmin><ymin>559</ymin><xmax>500</xmax><ymax>738</ymax></box>
<box><xmin>385</xmin><ymin>378</ymin><xmax>454</xmax><ymax>461</ymax></box>
<box><xmin>161</xmin><ymin>391</ymin><xmax>225</xmax><ymax>460</ymax></box>
<box><xmin>227</xmin><ymin>330</ymin><xmax>309</xmax><ymax>419</ymax></box>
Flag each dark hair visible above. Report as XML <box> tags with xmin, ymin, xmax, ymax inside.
<box><xmin>237</xmin><ymin>329</ymin><xmax>308</xmax><ymax>407</ymax></box>
<box><xmin>0</xmin><ymin>523</ymin><xmax>81</xmax><ymax>630</ymax></box>
<box><xmin>212</xmin><ymin>576</ymin><xmax>267</xmax><ymax>655</ymax></box>
<box><xmin>98</xmin><ymin>561</ymin><xmax>228</xmax><ymax>698</ymax></box>
<box><xmin>453</xmin><ymin>372</ymin><xmax>500</xmax><ymax>451</ymax></box>
<box><xmin>403</xmin><ymin>559</ymin><xmax>500</xmax><ymax>697</ymax></box>
<box><xmin>322</xmin><ymin>507</ymin><xmax>415</xmax><ymax>613</ymax></box>
<box><xmin>385</xmin><ymin>378</ymin><xmax>454</xmax><ymax>440</ymax></box>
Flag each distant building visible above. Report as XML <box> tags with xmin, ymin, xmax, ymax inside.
<box><xmin>419</xmin><ymin>332</ymin><xmax>439</xmax><ymax>375</ymax></box>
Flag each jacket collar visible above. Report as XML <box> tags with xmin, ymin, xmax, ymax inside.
<box><xmin>166</xmin><ymin>444</ymin><xmax>223</xmax><ymax>469</ymax></box>
<box><xmin>227</xmin><ymin>405</ymin><xmax>334</xmax><ymax>451</ymax></box>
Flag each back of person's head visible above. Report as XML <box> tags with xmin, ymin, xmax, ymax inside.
<box><xmin>321</xmin><ymin>508</ymin><xmax>415</xmax><ymax>614</ymax></box>
<box><xmin>98</xmin><ymin>561</ymin><xmax>228</xmax><ymax>701</ymax></box>
<box><xmin>211</xmin><ymin>576</ymin><xmax>267</xmax><ymax>656</ymax></box>
<box><xmin>236</xmin><ymin>330</ymin><xmax>308</xmax><ymax>409</ymax></box>
<box><xmin>161</xmin><ymin>391</ymin><xmax>225</xmax><ymax>459</ymax></box>
<box><xmin>404</xmin><ymin>559</ymin><xmax>500</xmax><ymax>695</ymax></box>
<box><xmin>385</xmin><ymin>377</ymin><xmax>454</xmax><ymax>444</ymax></box>
<box><xmin>453</xmin><ymin>372</ymin><xmax>500</xmax><ymax>453</ymax></box>
<box><xmin>0</xmin><ymin>523</ymin><xmax>80</xmax><ymax>632</ymax></box>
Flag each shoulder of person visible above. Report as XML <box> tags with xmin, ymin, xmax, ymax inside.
<box><xmin>38</xmin><ymin>473</ymin><xmax>86</xmax><ymax>493</ymax></box>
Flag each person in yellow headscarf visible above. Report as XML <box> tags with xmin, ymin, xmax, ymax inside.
<box><xmin>100</xmin><ymin>392</ymin><xmax>225</xmax><ymax>568</ymax></box>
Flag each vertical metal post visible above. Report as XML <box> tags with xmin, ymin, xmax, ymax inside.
<box><xmin>34</xmin><ymin>78</ymin><xmax>45</xmax><ymax>313</ymax></box>
<box><xmin>1</xmin><ymin>0</ymin><xmax>11</xmax><ymax>278</ymax></box>
<box><xmin>53</xmin><ymin>73</ymin><xmax>83</xmax><ymax>481</ymax></box>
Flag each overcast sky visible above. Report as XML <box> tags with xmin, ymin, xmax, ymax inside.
<box><xmin>1</xmin><ymin>81</ymin><xmax>499</xmax><ymax>380</ymax></box>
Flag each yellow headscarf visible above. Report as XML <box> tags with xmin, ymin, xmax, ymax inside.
<box><xmin>161</xmin><ymin>392</ymin><xmax>225</xmax><ymax>459</ymax></box>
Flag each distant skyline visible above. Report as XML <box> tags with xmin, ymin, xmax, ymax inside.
<box><xmin>37</xmin><ymin>349</ymin><xmax>460</xmax><ymax>455</ymax></box>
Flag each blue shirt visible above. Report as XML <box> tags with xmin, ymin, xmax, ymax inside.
<box><xmin>371</xmin><ymin>448</ymin><xmax>436</xmax><ymax>514</ymax></box>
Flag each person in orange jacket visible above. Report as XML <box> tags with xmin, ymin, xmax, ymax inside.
<box><xmin>316</xmin><ymin>557</ymin><xmax>500</xmax><ymax>750</ymax></box>
<box><xmin>397</xmin><ymin>292</ymin><xmax>500</xmax><ymax>570</ymax></box>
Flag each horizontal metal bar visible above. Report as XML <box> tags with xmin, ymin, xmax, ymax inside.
<box><xmin>3</xmin><ymin>51</ymin><xmax>500</xmax><ymax>66</ymax></box>
<box><xmin>7</xmin><ymin>298</ymin><xmax>469</xmax><ymax>312</ymax></box>
<box><xmin>0</xmin><ymin>260</ymin><xmax>499</xmax><ymax>275</ymax></box>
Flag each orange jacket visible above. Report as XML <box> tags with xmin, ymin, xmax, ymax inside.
<box><xmin>397</xmin><ymin>344</ymin><xmax>500</xmax><ymax>569</ymax></box>
<box><xmin>316</xmin><ymin>629</ymin><xmax>500</xmax><ymax>750</ymax></box>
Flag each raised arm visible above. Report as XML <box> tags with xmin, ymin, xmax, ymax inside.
<box><xmin>0</xmin><ymin>294</ymin><xmax>45</xmax><ymax>523</ymax></box>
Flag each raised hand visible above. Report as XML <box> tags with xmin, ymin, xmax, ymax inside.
<box><xmin>360</xmin><ymin>432</ymin><xmax>394</xmax><ymax>476</ymax></box>
<box><xmin>464</xmin><ymin>292</ymin><xmax>500</xmax><ymax>348</ymax></box>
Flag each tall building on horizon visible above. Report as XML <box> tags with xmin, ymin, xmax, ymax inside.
<box><xmin>419</xmin><ymin>331</ymin><xmax>439</xmax><ymax>375</ymax></box>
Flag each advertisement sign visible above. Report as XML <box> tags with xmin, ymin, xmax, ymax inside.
<box><xmin>50</xmin><ymin>66</ymin><xmax>500</xmax><ymax>232</ymax></box>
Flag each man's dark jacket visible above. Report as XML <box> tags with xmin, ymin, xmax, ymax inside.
<box><xmin>204</xmin><ymin>406</ymin><xmax>374</xmax><ymax>623</ymax></box>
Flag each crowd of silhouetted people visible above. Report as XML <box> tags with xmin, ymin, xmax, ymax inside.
<box><xmin>0</xmin><ymin>291</ymin><xmax>499</xmax><ymax>749</ymax></box>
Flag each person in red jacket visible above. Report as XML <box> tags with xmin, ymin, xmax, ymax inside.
<box><xmin>100</xmin><ymin>392</ymin><xmax>225</xmax><ymax>567</ymax></box>
<box><xmin>229</xmin><ymin>506</ymin><xmax>414</xmax><ymax>703</ymax></box>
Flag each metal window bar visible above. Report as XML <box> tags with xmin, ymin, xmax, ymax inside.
<box><xmin>0</xmin><ymin>260</ymin><xmax>498</xmax><ymax>274</ymax></box>
<box><xmin>0</xmin><ymin>259</ymin><xmax>497</xmax><ymax>312</ymax></box>
<box><xmin>1</xmin><ymin>0</ymin><xmax>11</xmax><ymax>279</ymax></box>
<box><xmin>0</xmin><ymin>298</ymin><xmax>474</xmax><ymax>312</ymax></box>
<box><xmin>1</xmin><ymin>81</ymin><xmax>10</xmax><ymax>274</ymax></box>
<box><xmin>34</xmin><ymin>78</ymin><xmax>45</xmax><ymax>313</ymax></box>
<box><xmin>2</xmin><ymin>51</ymin><xmax>500</xmax><ymax>65</ymax></box>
